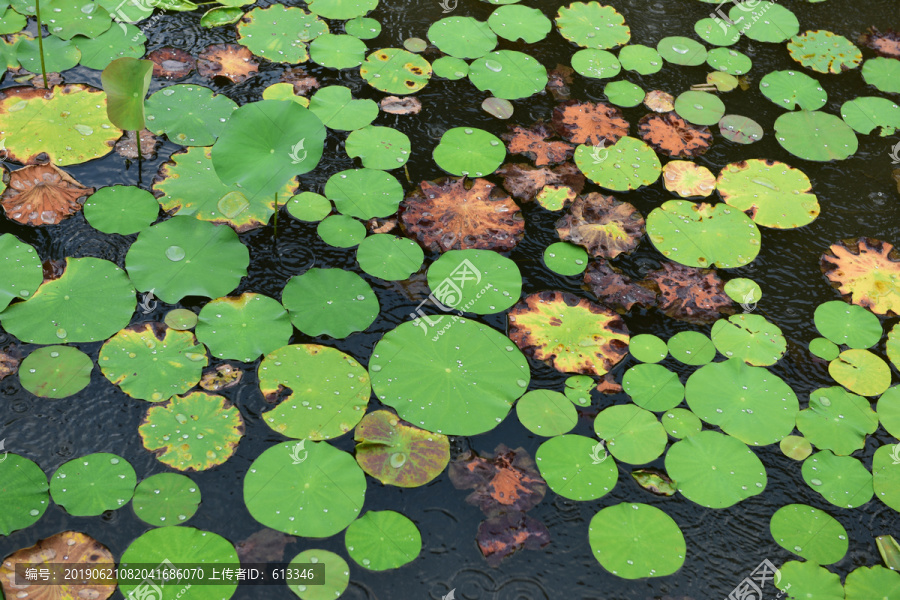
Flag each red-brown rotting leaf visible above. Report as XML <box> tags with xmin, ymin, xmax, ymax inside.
<box><xmin>476</xmin><ymin>510</ymin><xmax>551</xmax><ymax>567</ymax></box>
<box><xmin>596</xmin><ymin>372</ymin><xmax>623</xmax><ymax>394</ymax></box>
<box><xmin>546</xmin><ymin>64</ymin><xmax>575</xmax><ymax>101</ymax></box>
<box><xmin>380</xmin><ymin>95</ymin><xmax>422</xmax><ymax>115</ymax></box>
<box><xmin>199</xmin><ymin>363</ymin><xmax>243</xmax><ymax>391</ymax></box>
<box><xmin>551</xmin><ymin>100</ymin><xmax>629</xmax><ymax>146</ymax></box>
<box><xmin>280</xmin><ymin>67</ymin><xmax>320</xmax><ymax>95</ymax></box>
<box><xmin>197</xmin><ymin>43</ymin><xmax>260</xmax><ymax>83</ymax></box>
<box><xmin>9</xmin><ymin>68</ymin><xmax>63</xmax><ymax>88</ymax></box>
<box><xmin>496</xmin><ymin>162</ymin><xmax>585</xmax><ymax>202</ymax></box>
<box><xmin>502</xmin><ymin>121</ymin><xmax>574</xmax><ymax>166</ymax></box>
<box><xmin>0</xmin><ymin>346</ymin><xmax>20</xmax><ymax>380</ymax></box>
<box><xmin>820</xmin><ymin>237</ymin><xmax>900</xmax><ymax>316</ymax></box>
<box><xmin>644</xmin><ymin>90</ymin><xmax>675</xmax><ymax>112</ymax></box>
<box><xmin>555</xmin><ymin>192</ymin><xmax>644</xmax><ymax>259</ymax></box>
<box><xmin>236</xmin><ymin>529</ymin><xmax>295</xmax><ymax>563</ymax></box>
<box><xmin>638</xmin><ymin>112</ymin><xmax>713</xmax><ymax>158</ymax></box>
<box><xmin>646</xmin><ymin>261</ymin><xmax>735</xmax><ymax>323</ymax></box>
<box><xmin>859</xmin><ymin>27</ymin><xmax>900</xmax><ymax>59</ymax></box>
<box><xmin>148</xmin><ymin>47</ymin><xmax>195</xmax><ymax>79</ymax></box>
<box><xmin>1</xmin><ymin>163</ymin><xmax>94</xmax><ymax>226</ymax></box>
<box><xmin>114</xmin><ymin>129</ymin><xmax>161</xmax><ymax>160</ymax></box>
<box><xmin>582</xmin><ymin>259</ymin><xmax>657</xmax><ymax>312</ymax></box>
<box><xmin>365</xmin><ymin>217</ymin><xmax>398</xmax><ymax>234</ymax></box>
<box><xmin>401</xmin><ymin>177</ymin><xmax>524</xmax><ymax>252</ymax></box>
<box><xmin>449</xmin><ymin>444</ymin><xmax>547</xmax><ymax>516</ymax></box>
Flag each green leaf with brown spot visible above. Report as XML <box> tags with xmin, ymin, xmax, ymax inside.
<box><xmin>354</xmin><ymin>410</ymin><xmax>450</xmax><ymax>487</ymax></box>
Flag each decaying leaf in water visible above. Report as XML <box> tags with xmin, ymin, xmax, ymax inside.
<box><xmin>555</xmin><ymin>192</ymin><xmax>644</xmax><ymax>259</ymax></box>
<box><xmin>1</xmin><ymin>163</ymin><xmax>94</xmax><ymax>226</ymax></box>
<box><xmin>662</xmin><ymin>161</ymin><xmax>716</xmax><ymax>198</ymax></box>
<box><xmin>380</xmin><ymin>95</ymin><xmax>422</xmax><ymax>115</ymax></box>
<box><xmin>632</xmin><ymin>468</ymin><xmax>677</xmax><ymax>496</ymax></box>
<box><xmin>236</xmin><ymin>528</ymin><xmax>295</xmax><ymax>563</ymax></box>
<box><xmin>449</xmin><ymin>444</ymin><xmax>547</xmax><ymax>516</ymax></box>
<box><xmin>199</xmin><ymin>363</ymin><xmax>243</xmax><ymax>391</ymax></box>
<box><xmin>582</xmin><ymin>259</ymin><xmax>657</xmax><ymax>313</ymax></box>
<box><xmin>646</xmin><ymin>261</ymin><xmax>735</xmax><ymax>324</ymax></box>
<box><xmin>859</xmin><ymin>27</ymin><xmax>900</xmax><ymax>59</ymax></box>
<box><xmin>496</xmin><ymin>162</ymin><xmax>585</xmax><ymax>202</ymax></box>
<box><xmin>551</xmin><ymin>100</ymin><xmax>629</xmax><ymax>146</ymax></box>
<box><xmin>148</xmin><ymin>47</ymin><xmax>195</xmax><ymax>79</ymax></box>
<box><xmin>638</xmin><ymin>112</ymin><xmax>712</xmax><ymax>158</ymax></box>
<box><xmin>502</xmin><ymin>122</ymin><xmax>574</xmax><ymax>166</ymax></box>
<box><xmin>114</xmin><ymin>129</ymin><xmax>161</xmax><ymax>160</ymax></box>
<box><xmin>644</xmin><ymin>90</ymin><xmax>675</xmax><ymax>112</ymax></box>
<box><xmin>197</xmin><ymin>43</ymin><xmax>260</xmax><ymax>83</ymax></box>
<box><xmin>280</xmin><ymin>66</ymin><xmax>320</xmax><ymax>95</ymax></box>
<box><xmin>0</xmin><ymin>346</ymin><xmax>20</xmax><ymax>380</ymax></box>
<box><xmin>476</xmin><ymin>510</ymin><xmax>551</xmax><ymax>567</ymax></box>
<box><xmin>820</xmin><ymin>237</ymin><xmax>900</xmax><ymax>316</ymax></box>
<box><xmin>546</xmin><ymin>63</ymin><xmax>575</xmax><ymax>100</ymax></box>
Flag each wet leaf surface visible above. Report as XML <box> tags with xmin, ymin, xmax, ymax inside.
<box><xmin>552</xmin><ymin>100</ymin><xmax>629</xmax><ymax>146</ymax></box>
<box><xmin>582</xmin><ymin>259</ymin><xmax>657</xmax><ymax>313</ymax></box>
<box><xmin>637</xmin><ymin>112</ymin><xmax>712</xmax><ymax>158</ymax></box>
<box><xmin>147</xmin><ymin>47</ymin><xmax>195</xmax><ymax>79</ymax></box>
<box><xmin>632</xmin><ymin>468</ymin><xmax>677</xmax><ymax>496</ymax></box>
<box><xmin>502</xmin><ymin>121</ymin><xmax>574</xmax><ymax>166</ymax></box>
<box><xmin>821</xmin><ymin>237</ymin><xmax>900</xmax><ymax>316</ymax></box>
<box><xmin>354</xmin><ymin>410</ymin><xmax>450</xmax><ymax>487</ymax></box>
<box><xmin>197</xmin><ymin>43</ymin><xmax>260</xmax><ymax>83</ymax></box>
<box><xmin>555</xmin><ymin>192</ymin><xmax>644</xmax><ymax>259</ymax></box>
<box><xmin>646</xmin><ymin>261</ymin><xmax>734</xmax><ymax>324</ymax></box>
<box><xmin>496</xmin><ymin>162</ymin><xmax>584</xmax><ymax>202</ymax></box>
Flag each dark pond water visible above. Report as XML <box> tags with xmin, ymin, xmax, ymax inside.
<box><xmin>2</xmin><ymin>0</ymin><xmax>900</xmax><ymax>598</ymax></box>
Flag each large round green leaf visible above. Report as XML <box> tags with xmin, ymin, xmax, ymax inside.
<box><xmin>132</xmin><ymin>473</ymin><xmax>201</xmax><ymax>527</ymax></box>
<box><xmin>83</xmin><ymin>185</ymin><xmax>159</xmax><ymax>235</ymax></box>
<box><xmin>74</xmin><ymin>22</ymin><xmax>147</xmax><ymax>70</ymax></box>
<box><xmin>324</xmin><ymin>168</ymin><xmax>402</xmax><ymax>219</ymax></box>
<box><xmin>773</xmin><ymin>110</ymin><xmax>858</xmax><ymax>162</ymax></box>
<box><xmin>468</xmin><ymin>51</ymin><xmax>548</xmax><ymax>100</ymax></box>
<box><xmin>776</xmin><ymin>561</ymin><xmax>844</xmax><ymax>600</ymax></box>
<box><xmin>665</xmin><ymin>431</ymin><xmax>766</xmax><ymax>508</ymax></box>
<box><xmin>814</xmin><ymin>300</ymin><xmax>882</xmax><ymax>348</ymax></box>
<box><xmin>829</xmin><ymin>348</ymin><xmax>891</xmax><ymax>396</ymax></box>
<box><xmin>145</xmin><ymin>84</ymin><xmax>237</xmax><ymax>146</ymax></box>
<box><xmin>433</xmin><ymin>127</ymin><xmax>505</xmax><ymax>177</ymax></box>
<box><xmin>282</xmin><ymin>268</ymin><xmax>378</xmax><ymax>339</ymax></box>
<box><xmin>1</xmin><ymin>257</ymin><xmax>135</xmax><ymax>344</ymax></box>
<box><xmin>0</xmin><ymin>454</ymin><xmax>49</xmax><ymax>535</ymax></box>
<box><xmin>716</xmin><ymin>159</ymin><xmax>820</xmax><ymax>229</ymax></box>
<box><xmin>787</xmin><ymin>30</ymin><xmax>862</xmax><ymax>74</ymax></box>
<box><xmin>354</xmin><ymin>410</ymin><xmax>450</xmax><ymax>487</ymax></box>
<box><xmin>845</xmin><ymin>565</ymin><xmax>900</xmax><ymax>600</ymax></box>
<box><xmin>345</xmin><ymin>510</ymin><xmax>421</xmax><ymax>570</ymax></box>
<box><xmin>841</xmin><ymin>96</ymin><xmax>900</xmax><ymax>136</ymax></box>
<box><xmin>556</xmin><ymin>2</ymin><xmax>630</xmax><ymax>50</ymax></box>
<box><xmin>360</xmin><ymin>48</ymin><xmax>432</xmax><ymax>95</ymax></box>
<box><xmin>0</xmin><ymin>234</ymin><xmax>41</xmax><ymax>312</ymax></box>
<box><xmin>310</xmin><ymin>33</ymin><xmax>366</xmax><ymax>69</ymax></box>
<box><xmin>427</xmin><ymin>16</ymin><xmax>496</xmax><ymax>59</ymax></box>
<box><xmin>796</xmin><ymin>387</ymin><xmax>878</xmax><ymax>455</ymax></box>
<box><xmin>730</xmin><ymin>1</ymin><xmax>798</xmax><ymax>43</ymax></box>
<box><xmin>574</xmin><ymin>136</ymin><xmax>661</xmax><ymax>191</ymax></box>
<box><xmin>50</xmin><ymin>453</ymin><xmax>136</xmax><ymax>517</ymax></box>
<box><xmin>710</xmin><ymin>314</ymin><xmax>786</xmax><ymax>366</ymax></box>
<box><xmin>258</xmin><ymin>344</ymin><xmax>370</xmax><ymax>441</ymax></box>
<box><xmin>802</xmin><ymin>450</ymin><xmax>873</xmax><ymax>508</ymax></box>
<box><xmin>426</xmin><ymin>249</ymin><xmax>521</xmax><ymax>315</ymax></box>
<box><xmin>370</xmin><ymin>319</ymin><xmax>529</xmax><ymax>436</ymax></box>
<box><xmin>862</xmin><ymin>57</ymin><xmax>900</xmax><ymax>94</ymax></box>
<box><xmin>759</xmin><ymin>70</ymin><xmax>827</xmax><ymax>111</ymax></box>
<box><xmin>594</xmin><ymin>404</ymin><xmax>667</xmax><ymax>464</ymax></box>
<box><xmin>769</xmin><ymin>504</ymin><xmax>847</xmax><ymax>564</ymax></box>
<box><xmin>535</xmin><ymin>434</ymin><xmax>617</xmax><ymax>501</ymax></box>
<box><xmin>42</xmin><ymin>0</ymin><xmax>112</xmax><ymax>40</ymax></box>
<box><xmin>588</xmin><ymin>503</ymin><xmax>685</xmax><ymax>579</ymax></box>
<box><xmin>125</xmin><ymin>216</ymin><xmax>250</xmax><ymax>304</ymax></box>
<box><xmin>20</xmin><ymin>346</ymin><xmax>93</xmax><ymax>399</ymax></box>
<box><xmin>237</xmin><ymin>4</ymin><xmax>324</xmax><ymax>62</ymax></box>
<box><xmin>244</xmin><ymin>441</ymin><xmax>366</xmax><ymax>537</ymax></box>
<box><xmin>196</xmin><ymin>293</ymin><xmax>292</xmax><ymax>362</ymax></box>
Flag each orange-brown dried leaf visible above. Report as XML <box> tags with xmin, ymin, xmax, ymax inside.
<box><xmin>644</xmin><ymin>90</ymin><xmax>675</xmax><ymax>112</ymax></box>
<box><xmin>646</xmin><ymin>261</ymin><xmax>734</xmax><ymax>324</ymax></box>
<box><xmin>448</xmin><ymin>444</ymin><xmax>547</xmax><ymax>516</ymax></box>
<box><xmin>114</xmin><ymin>129</ymin><xmax>161</xmax><ymax>160</ymax></box>
<box><xmin>502</xmin><ymin>121</ymin><xmax>574</xmax><ymax>166</ymax></box>
<box><xmin>820</xmin><ymin>237</ymin><xmax>900</xmax><ymax>316</ymax></box>
<box><xmin>1</xmin><ymin>163</ymin><xmax>94</xmax><ymax>226</ymax></box>
<box><xmin>556</xmin><ymin>192</ymin><xmax>644</xmax><ymax>259</ymax></box>
<box><xmin>0</xmin><ymin>531</ymin><xmax>116</xmax><ymax>600</ymax></box>
<box><xmin>0</xmin><ymin>346</ymin><xmax>19</xmax><ymax>380</ymax></box>
<box><xmin>551</xmin><ymin>100</ymin><xmax>629</xmax><ymax>146</ymax></box>
<box><xmin>638</xmin><ymin>112</ymin><xmax>712</xmax><ymax>158</ymax></box>
<box><xmin>859</xmin><ymin>27</ymin><xmax>900</xmax><ymax>59</ymax></box>
<box><xmin>197</xmin><ymin>43</ymin><xmax>259</xmax><ymax>83</ymax></box>
<box><xmin>147</xmin><ymin>47</ymin><xmax>195</xmax><ymax>79</ymax></box>
<box><xmin>477</xmin><ymin>510</ymin><xmax>551</xmax><ymax>568</ymax></box>
<box><xmin>365</xmin><ymin>217</ymin><xmax>398</xmax><ymax>234</ymax></box>
<box><xmin>546</xmin><ymin>64</ymin><xmax>574</xmax><ymax>101</ymax></box>
<box><xmin>582</xmin><ymin>259</ymin><xmax>657</xmax><ymax>313</ymax></box>
<box><xmin>662</xmin><ymin>160</ymin><xmax>716</xmax><ymax>197</ymax></box>
<box><xmin>401</xmin><ymin>177</ymin><xmax>524</xmax><ymax>252</ymax></box>
<box><xmin>595</xmin><ymin>372</ymin><xmax>623</xmax><ymax>394</ymax></box>
<box><xmin>280</xmin><ymin>66</ymin><xmax>320</xmax><ymax>95</ymax></box>
<box><xmin>380</xmin><ymin>95</ymin><xmax>422</xmax><ymax>115</ymax></box>
<box><xmin>496</xmin><ymin>162</ymin><xmax>585</xmax><ymax>202</ymax></box>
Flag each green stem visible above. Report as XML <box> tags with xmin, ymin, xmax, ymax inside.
<box><xmin>135</xmin><ymin>130</ymin><xmax>142</xmax><ymax>161</ymax></box>
<box><xmin>35</xmin><ymin>0</ymin><xmax>48</xmax><ymax>89</ymax></box>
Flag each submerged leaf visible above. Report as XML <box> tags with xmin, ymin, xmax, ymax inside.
<box><xmin>477</xmin><ymin>511</ymin><xmax>550</xmax><ymax>567</ymax></box>
<box><xmin>646</xmin><ymin>261</ymin><xmax>734</xmax><ymax>324</ymax></box>
<box><xmin>197</xmin><ymin>43</ymin><xmax>260</xmax><ymax>83</ymax></box>
<box><xmin>637</xmin><ymin>112</ymin><xmax>712</xmax><ymax>158</ymax></box>
<box><xmin>582</xmin><ymin>259</ymin><xmax>657</xmax><ymax>312</ymax></box>
<box><xmin>502</xmin><ymin>122</ymin><xmax>574</xmax><ymax>166</ymax></box>
<box><xmin>496</xmin><ymin>162</ymin><xmax>584</xmax><ymax>202</ymax></box>
<box><xmin>449</xmin><ymin>444</ymin><xmax>546</xmax><ymax>515</ymax></box>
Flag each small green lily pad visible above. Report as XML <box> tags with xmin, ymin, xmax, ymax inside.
<box><xmin>0</xmin><ymin>234</ymin><xmax>41</xmax><ymax>312</ymax></box>
<box><xmin>710</xmin><ymin>314</ymin><xmax>786</xmax><ymax>366</ymax></box>
<box><xmin>132</xmin><ymin>473</ymin><xmax>201</xmax><ymax>526</ymax></box>
<box><xmin>535</xmin><ymin>434</ymin><xmax>618</xmax><ymax>501</ymax></box>
<box><xmin>516</xmin><ymin>390</ymin><xmax>578</xmax><ymax>436</ymax></box>
<box><xmin>282</xmin><ymin>268</ymin><xmax>379</xmax><ymax>339</ymax></box>
<box><xmin>20</xmin><ymin>346</ymin><xmax>92</xmax><ymax>399</ymax></box>
<box><xmin>667</xmin><ymin>331</ymin><xmax>716</xmax><ymax>365</ymax></box>
<box><xmin>674</xmin><ymin>91</ymin><xmax>725</xmax><ymax>126</ymax></box>
<box><xmin>829</xmin><ymin>348</ymin><xmax>890</xmax><ymax>396</ymax></box>
<box><xmin>50</xmin><ymin>453</ymin><xmax>136</xmax><ymax>517</ymax></box>
<box><xmin>780</xmin><ymin>435</ymin><xmax>813</xmax><ymax>461</ymax></box>
<box><xmin>594</xmin><ymin>404</ymin><xmax>667</xmax><ymax>464</ymax></box>
<box><xmin>345</xmin><ymin>125</ymin><xmax>411</xmax><ymax>169</ymax></box>
<box><xmin>618</xmin><ymin>44</ymin><xmax>661</xmax><ymax>75</ymax></box>
<box><xmin>543</xmin><ymin>242</ymin><xmax>588</xmax><ymax>276</ymax></box>
<box><xmin>318</xmin><ymin>214</ymin><xmax>366</xmax><ymax>247</ymax></box>
<box><xmin>357</xmin><ymin>234</ymin><xmax>424</xmax><ymax>281</ymax></box>
<box><xmin>434</xmin><ymin>127</ymin><xmax>506</xmax><ymax>177</ymax></box>
<box><xmin>773</xmin><ymin>110</ymin><xmax>858</xmax><ymax>162</ymax></box>
<box><xmin>604</xmin><ymin>80</ymin><xmax>644</xmax><ymax>107</ymax></box>
<box><xmin>802</xmin><ymin>450</ymin><xmax>873</xmax><ymax>508</ymax></box>
<box><xmin>196</xmin><ymin>293</ymin><xmax>293</xmax><ymax>362</ymax></box>
<box><xmin>770</xmin><ymin>504</ymin><xmax>848</xmax><ymax>564</ymax></box>
<box><xmin>622</xmin><ymin>364</ymin><xmax>684</xmax><ymax>412</ymax></box>
<box><xmin>345</xmin><ymin>511</ymin><xmax>421</xmax><ymax>571</ymax></box>
<box><xmin>796</xmin><ymin>386</ymin><xmax>878</xmax><ymax>455</ymax></box>
<box><xmin>288</xmin><ymin>550</ymin><xmax>350</xmax><ymax>600</ymax></box>
<box><xmin>630</xmin><ymin>334</ymin><xmax>668</xmax><ymax>363</ymax></box>
<box><xmin>354</xmin><ymin>410</ymin><xmax>450</xmax><ymax>487</ymax></box>
<box><xmin>814</xmin><ymin>300</ymin><xmax>882</xmax><ymax>348</ymax></box>
<box><xmin>0</xmin><ymin>454</ymin><xmax>49</xmax><ymax>535</ymax></box>
<box><xmin>83</xmin><ymin>185</ymin><xmax>158</xmax><ymax>235</ymax></box>
<box><xmin>661</xmin><ymin>408</ymin><xmax>701</xmax><ymax>439</ymax></box>
<box><xmin>287</xmin><ymin>192</ymin><xmax>331</xmax><ymax>222</ymax></box>
<box><xmin>657</xmin><ymin>36</ymin><xmax>706</xmax><ymax>66</ymax></box>
<box><xmin>810</xmin><ymin>337</ymin><xmax>840</xmax><ymax>360</ymax></box>
<box><xmin>588</xmin><ymin>503</ymin><xmax>685</xmax><ymax>579</ymax></box>
<box><xmin>759</xmin><ymin>70</ymin><xmax>827</xmax><ymax>111</ymax></box>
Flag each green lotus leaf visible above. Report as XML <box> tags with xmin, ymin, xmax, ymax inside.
<box><xmin>796</xmin><ymin>386</ymin><xmax>878</xmax><ymax>455</ymax></box>
<box><xmin>426</xmin><ymin>249</ymin><xmax>521</xmax><ymax>315</ymax></box>
<box><xmin>877</xmin><ymin>386</ymin><xmax>900</xmax><ymax>438</ymax></box>
<box><xmin>50</xmin><ymin>453</ymin><xmax>136</xmax><ymax>517</ymax></box>
<box><xmin>287</xmin><ymin>192</ymin><xmax>331</xmax><ymax>222</ymax></box>
<box><xmin>874</xmin><ymin>443</ymin><xmax>900</xmax><ymax>511</ymax></box>
<box><xmin>571</xmin><ymin>49</ymin><xmax>621</xmax><ymax>79</ymax></box>
<box><xmin>674</xmin><ymin>91</ymin><xmax>725</xmax><ymax>126</ymax></box>
<box><xmin>618</xmin><ymin>44</ymin><xmax>661</xmax><ymax>74</ymax></box>
<box><xmin>433</xmin><ymin>127</ymin><xmax>505</xmax><ymax>177</ymax></box>
<box><xmin>780</xmin><ymin>435</ymin><xmax>813</xmax><ymax>460</ymax></box>
<box><xmin>723</xmin><ymin>278</ymin><xmax>761</xmax><ymax>304</ymax></box>
<box><xmin>574</xmin><ymin>136</ymin><xmax>662</xmax><ymax>191</ymax></box>
<box><xmin>665</xmin><ymin>431</ymin><xmax>766</xmax><ymax>508</ymax></box>
<box><xmin>657</xmin><ymin>36</ymin><xmax>706</xmax><ymax>66</ymax></box>
<box><xmin>646</xmin><ymin>200</ymin><xmax>761</xmax><ymax>268</ymax></box>
<box><xmin>345</xmin><ymin>16</ymin><xmax>380</xmax><ymax>39</ymax></box>
<box><xmin>508</xmin><ymin>290</ymin><xmax>630</xmax><ymax>376</ymax></box>
<box><xmin>694</xmin><ymin>17</ymin><xmax>740</xmax><ymax>46</ymax></box>
<box><xmin>360</xmin><ymin>48</ymin><xmax>431</xmax><ymax>95</ymax></box>
<box><xmin>730</xmin><ymin>1</ymin><xmax>798</xmax><ymax>43</ymax></box>
<box><xmin>125</xmin><ymin>216</ymin><xmax>249</xmax><ymax>304</ymax></box>
<box><xmin>556</xmin><ymin>2</ymin><xmax>630</xmax><ymax>50</ymax></box>
<box><xmin>43</xmin><ymin>0</ymin><xmax>111</xmax><ymax>40</ymax></box>
<box><xmin>667</xmin><ymin>331</ymin><xmax>716</xmax><ymax>366</ymax></box>
<box><xmin>258</xmin><ymin>344</ymin><xmax>370</xmax><ymax>440</ymax></box>
<box><xmin>710</xmin><ymin>314</ymin><xmax>786</xmax><ymax>366</ymax></box>
<box><xmin>716</xmin><ymin>159</ymin><xmax>819</xmax><ymax>229</ymax></box>
<box><xmin>354</xmin><ymin>410</ymin><xmax>450</xmax><ymax>487</ymax></box>
<box><xmin>844</xmin><ymin>565</ymin><xmax>900</xmax><ymax>600</ymax></box>
<box><xmin>370</xmin><ymin>319</ymin><xmax>529</xmax><ymax>436</ymax></box>
<box><xmin>119</xmin><ymin>527</ymin><xmax>238</xmax><ymax>600</ymax></box>
<box><xmin>97</xmin><ymin>0</ymin><xmax>154</xmax><ymax>20</ymax></box>
<box><xmin>564</xmin><ymin>375</ymin><xmax>593</xmax><ymax>406</ymax></box>
<box><xmin>787</xmin><ymin>30</ymin><xmax>862</xmax><ymax>74</ymax></box>
<box><xmin>318</xmin><ymin>214</ymin><xmax>366</xmax><ymax>247</ymax></box>
<box><xmin>718</xmin><ymin>114</ymin><xmax>764</xmax><ymax>144</ymax></box>
<box><xmin>237</xmin><ymin>4</ymin><xmax>324</xmax><ymax>62</ymax></box>
<box><xmin>345</xmin><ymin>125</ymin><xmax>410</xmax><ymax>169</ymax></box>
<box><xmin>145</xmin><ymin>84</ymin><xmax>237</xmax><ymax>146</ymax></box>
<box><xmin>289</xmin><ymin>549</ymin><xmax>349</xmax><ymax>600</ymax></box>
<box><xmin>829</xmin><ymin>348</ymin><xmax>890</xmax><ymax>396</ymax></box>
<box><xmin>814</xmin><ymin>300</ymin><xmax>882</xmax><ymax>348</ymax></box>
<box><xmin>0</xmin><ymin>233</ymin><xmax>41</xmax><ymax>312</ymax></box>
<box><xmin>196</xmin><ymin>293</ymin><xmax>292</xmax><ymax>362</ymax></box>
<box><xmin>686</xmin><ymin>357</ymin><xmax>799</xmax><ymax>445</ymax></box>
<box><xmin>535</xmin><ymin>434</ymin><xmax>617</xmax><ymax>501</ymax></box>
<box><xmin>622</xmin><ymin>364</ymin><xmax>684</xmax><ymax>412</ymax></box>
<box><xmin>1</xmin><ymin>257</ymin><xmax>135</xmax><ymax>344</ymax></box>
<box><xmin>20</xmin><ymin>346</ymin><xmax>92</xmax><ymax>399</ymax></box>
<box><xmin>706</xmin><ymin>47</ymin><xmax>751</xmax><ymax>75</ymax></box>
<box><xmin>769</xmin><ymin>504</ymin><xmax>848</xmax><ymax>564</ymax></box>
<box><xmin>74</xmin><ymin>23</ymin><xmax>147</xmax><ymax>71</ymax></box>
<box><xmin>432</xmin><ymin>56</ymin><xmax>468</xmax><ymax>80</ymax></box>
<box><xmin>244</xmin><ymin>440</ymin><xmax>366</xmax><ymax>537</ymax></box>
<box><xmin>773</xmin><ymin>110</ymin><xmax>858</xmax><ymax>161</ymax></box>
<box><xmin>588</xmin><ymin>503</ymin><xmax>685</xmax><ymax>579</ymax></box>
<box><xmin>132</xmin><ymin>473</ymin><xmax>201</xmax><ymax>527</ymax></box>
<box><xmin>629</xmin><ymin>334</ymin><xmax>667</xmax><ymax>363</ymax></box>
<box><xmin>862</xmin><ymin>57</ymin><xmax>900</xmax><ymax>94</ymax></box>
<box><xmin>661</xmin><ymin>408</ymin><xmax>701</xmax><ymax>439</ymax></box>
<box><xmin>356</xmin><ymin>234</ymin><xmax>423</xmax><ymax>281</ymax></box>
<box><xmin>101</xmin><ymin>57</ymin><xmax>152</xmax><ymax>132</ymax></box>
<box><xmin>516</xmin><ymin>390</ymin><xmax>577</xmax><ymax>436</ymax></box>
<box><xmin>309</xmin><ymin>86</ymin><xmax>377</xmax><ymax>131</ymax></box>
<box><xmin>282</xmin><ymin>268</ymin><xmax>378</xmax><ymax>338</ymax></box>
<box><xmin>200</xmin><ymin>6</ymin><xmax>243</xmax><ymax>27</ymax></box>
<box><xmin>810</xmin><ymin>337</ymin><xmax>840</xmax><ymax>361</ymax></box>
<box><xmin>155</xmin><ymin>147</ymin><xmax>295</xmax><ymax>232</ymax></box>
<box><xmin>802</xmin><ymin>450</ymin><xmax>873</xmax><ymax>508</ymax></box>
<box><xmin>488</xmin><ymin>5</ymin><xmax>551</xmax><ymax>43</ymax></box>
<box><xmin>841</xmin><ymin>96</ymin><xmax>900</xmax><ymax>136</ymax></box>
<box><xmin>308</xmin><ymin>0</ymin><xmax>376</xmax><ymax>19</ymax></box>
<box><xmin>0</xmin><ymin>84</ymin><xmax>120</xmax><ymax>166</ymax></box>
<box><xmin>345</xmin><ymin>510</ymin><xmax>421</xmax><ymax>571</ymax></box>
<box><xmin>309</xmin><ymin>33</ymin><xmax>365</xmax><ymax>69</ymax></box>
<box><xmin>604</xmin><ymin>80</ymin><xmax>644</xmax><ymax>107</ymax></box>
<box><xmin>0</xmin><ymin>6</ymin><xmax>25</xmax><ymax>35</ymax></box>
<box><xmin>543</xmin><ymin>242</ymin><xmax>588</xmax><ymax>276</ymax></box>
<box><xmin>427</xmin><ymin>16</ymin><xmax>496</xmax><ymax>58</ymax></box>
<box><xmin>0</xmin><ymin>454</ymin><xmax>49</xmax><ymax>535</ymax></box>
<box><xmin>263</xmin><ymin>83</ymin><xmax>311</xmax><ymax>107</ymax></box>
<box><xmin>468</xmin><ymin>51</ymin><xmax>548</xmax><ymax>100</ymax></box>
<box><xmin>140</xmin><ymin>390</ymin><xmax>244</xmax><ymax>471</ymax></box>
<box><xmin>164</xmin><ymin>309</ymin><xmax>198</xmax><ymax>331</ymax></box>
<box><xmin>83</xmin><ymin>185</ymin><xmax>158</xmax><ymax>235</ymax></box>
<box><xmin>16</xmin><ymin>35</ymin><xmax>83</xmax><ymax>73</ymax></box>
<box><xmin>100</xmin><ymin>323</ymin><xmax>207</xmax><ymax>402</ymax></box>
<box><xmin>890</xmin><ymin>323</ymin><xmax>900</xmax><ymax>371</ymax></box>
<box><xmin>876</xmin><ymin>535</ymin><xmax>900</xmax><ymax>570</ymax></box>
<box><xmin>325</xmin><ymin>168</ymin><xmax>402</xmax><ymax>219</ymax></box>
<box><xmin>759</xmin><ymin>70</ymin><xmax>827</xmax><ymax>110</ymax></box>
<box><xmin>775</xmin><ymin>561</ymin><xmax>844</xmax><ymax>600</ymax></box>
<box><xmin>211</xmin><ymin>100</ymin><xmax>326</xmax><ymax>200</ymax></box>
<box><xmin>594</xmin><ymin>404</ymin><xmax>667</xmax><ymax>464</ymax></box>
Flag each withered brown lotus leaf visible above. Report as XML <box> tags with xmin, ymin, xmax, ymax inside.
<box><xmin>1</xmin><ymin>163</ymin><xmax>94</xmax><ymax>226</ymax></box>
<box><xmin>555</xmin><ymin>192</ymin><xmax>644</xmax><ymax>259</ymax></box>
